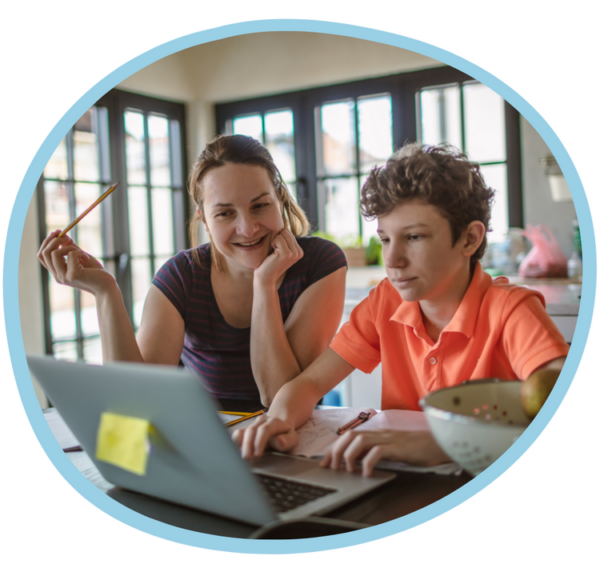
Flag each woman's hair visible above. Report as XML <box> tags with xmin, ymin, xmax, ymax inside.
<box><xmin>360</xmin><ymin>143</ymin><xmax>495</xmax><ymax>264</ymax></box>
<box><xmin>188</xmin><ymin>135</ymin><xmax>309</xmax><ymax>267</ymax></box>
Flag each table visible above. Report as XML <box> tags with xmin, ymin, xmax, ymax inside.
<box><xmin>66</xmin><ymin>447</ymin><xmax>472</xmax><ymax>539</ymax></box>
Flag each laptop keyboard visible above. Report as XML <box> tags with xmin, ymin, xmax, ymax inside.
<box><xmin>255</xmin><ymin>473</ymin><xmax>337</xmax><ymax>513</ymax></box>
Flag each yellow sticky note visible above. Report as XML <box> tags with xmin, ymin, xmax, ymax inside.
<box><xmin>96</xmin><ymin>413</ymin><xmax>151</xmax><ymax>476</ymax></box>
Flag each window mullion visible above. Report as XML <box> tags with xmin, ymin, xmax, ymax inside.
<box><xmin>143</xmin><ymin>114</ymin><xmax>155</xmax><ymax>276</ymax></box>
<box><xmin>353</xmin><ymin>99</ymin><xmax>362</xmax><ymax>240</ymax></box>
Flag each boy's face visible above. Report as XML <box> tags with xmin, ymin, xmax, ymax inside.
<box><xmin>377</xmin><ymin>200</ymin><xmax>471</xmax><ymax>303</ymax></box>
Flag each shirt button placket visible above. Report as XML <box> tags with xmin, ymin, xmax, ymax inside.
<box><xmin>426</xmin><ymin>355</ymin><xmax>438</xmax><ymax>391</ymax></box>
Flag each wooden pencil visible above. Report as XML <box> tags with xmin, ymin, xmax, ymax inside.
<box><xmin>58</xmin><ymin>182</ymin><xmax>119</xmax><ymax>238</ymax></box>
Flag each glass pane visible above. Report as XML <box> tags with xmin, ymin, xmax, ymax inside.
<box><xmin>265</xmin><ymin>110</ymin><xmax>296</xmax><ymax>182</ymax></box>
<box><xmin>131</xmin><ymin>257</ymin><xmax>151</xmax><ymax>327</ymax></box>
<box><xmin>151</xmin><ymin>187</ymin><xmax>174</xmax><ymax>255</ymax></box>
<box><xmin>464</xmin><ymin>83</ymin><xmax>506</xmax><ymax>163</ymax></box>
<box><xmin>358</xmin><ymin>96</ymin><xmax>393</xmax><ymax>173</ymax></box>
<box><xmin>83</xmin><ymin>337</ymin><xmax>103</xmax><ymax>365</ymax></box>
<box><xmin>420</xmin><ymin>86</ymin><xmax>461</xmax><ymax>149</ymax></box>
<box><xmin>128</xmin><ymin>186</ymin><xmax>150</xmax><ymax>256</ymax></box>
<box><xmin>286</xmin><ymin>182</ymin><xmax>297</xmax><ymax>203</ymax></box>
<box><xmin>73</xmin><ymin>108</ymin><xmax>99</xmax><ymax>182</ymax></box>
<box><xmin>233</xmin><ymin>115</ymin><xmax>263</xmax><ymax>143</ymax></box>
<box><xmin>359</xmin><ymin>174</ymin><xmax>379</xmax><ymax>246</ymax></box>
<box><xmin>53</xmin><ymin>341</ymin><xmax>78</xmax><ymax>361</ymax></box>
<box><xmin>74</xmin><ymin>183</ymin><xmax>102</xmax><ymax>255</ymax></box>
<box><xmin>49</xmin><ymin>282</ymin><xmax>76</xmax><ymax>339</ymax></box>
<box><xmin>481</xmin><ymin>164</ymin><xmax>508</xmax><ymax>244</ymax></box>
<box><xmin>80</xmin><ymin>290</ymin><xmax>99</xmax><ymax>336</ymax></box>
<box><xmin>44</xmin><ymin>138</ymin><xmax>68</xmax><ymax>180</ymax></box>
<box><xmin>44</xmin><ymin>181</ymin><xmax>71</xmax><ymax>232</ymax></box>
<box><xmin>148</xmin><ymin>115</ymin><xmax>170</xmax><ymax>186</ymax></box>
<box><xmin>321</xmin><ymin>101</ymin><xmax>356</xmax><ymax>176</ymax></box>
<box><xmin>322</xmin><ymin>177</ymin><xmax>360</xmax><ymax>241</ymax></box>
<box><xmin>125</xmin><ymin>111</ymin><xmax>146</xmax><ymax>185</ymax></box>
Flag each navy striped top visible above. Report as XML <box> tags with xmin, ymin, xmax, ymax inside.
<box><xmin>152</xmin><ymin>236</ymin><xmax>347</xmax><ymax>402</ymax></box>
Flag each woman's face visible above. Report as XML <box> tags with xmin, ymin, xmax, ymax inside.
<box><xmin>201</xmin><ymin>163</ymin><xmax>285</xmax><ymax>272</ymax></box>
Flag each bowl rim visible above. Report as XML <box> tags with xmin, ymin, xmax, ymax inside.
<box><xmin>419</xmin><ymin>381</ymin><xmax>530</xmax><ymax>429</ymax></box>
<box><xmin>420</xmin><ymin>402</ymin><xmax>529</xmax><ymax>430</ymax></box>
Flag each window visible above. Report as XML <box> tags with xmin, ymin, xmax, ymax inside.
<box><xmin>418</xmin><ymin>81</ymin><xmax>511</xmax><ymax>242</ymax></box>
<box><xmin>227</xmin><ymin>109</ymin><xmax>298</xmax><ymax>200</ymax></box>
<box><xmin>37</xmin><ymin>90</ymin><xmax>188</xmax><ymax>362</ymax></box>
<box><xmin>216</xmin><ymin>66</ymin><xmax>522</xmax><ymax>245</ymax></box>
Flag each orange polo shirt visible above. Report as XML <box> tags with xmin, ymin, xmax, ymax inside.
<box><xmin>331</xmin><ymin>263</ymin><xmax>570</xmax><ymax>411</ymax></box>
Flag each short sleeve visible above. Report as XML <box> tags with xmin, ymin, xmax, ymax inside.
<box><xmin>501</xmin><ymin>293</ymin><xmax>570</xmax><ymax>379</ymax></box>
<box><xmin>303</xmin><ymin>237</ymin><xmax>347</xmax><ymax>288</ymax></box>
<box><xmin>331</xmin><ymin>293</ymin><xmax>382</xmax><ymax>374</ymax></box>
<box><xmin>152</xmin><ymin>251</ymin><xmax>193</xmax><ymax>320</ymax></box>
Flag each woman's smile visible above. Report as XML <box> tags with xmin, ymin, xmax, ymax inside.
<box><xmin>232</xmin><ymin>235</ymin><xmax>268</xmax><ymax>249</ymax></box>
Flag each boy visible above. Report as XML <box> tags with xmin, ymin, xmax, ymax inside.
<box><xmin>234</xmin><ymin>144</ymin><xmax>569</xmax><ymax>475</ymax></box>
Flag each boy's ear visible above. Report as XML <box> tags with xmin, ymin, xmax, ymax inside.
<box><xmin>462</xmin><ymin>221</ymin><xmax>486</xmax><ymax>256</ymax></box>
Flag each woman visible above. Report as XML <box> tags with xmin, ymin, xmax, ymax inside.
<box><xmin>38</xmin><ymin>135</ymin><xmax>347</xmax><ymax>410</ymax></box>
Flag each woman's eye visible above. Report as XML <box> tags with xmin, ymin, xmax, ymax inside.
<box><xmin>253</xmin><ymin>203</ymin><xmax>270</xmax><ymax>210</ymax></box>
<box><xmin>380</xmin><ymin>237</ymin><xmax>389</xmax><ymax>244</ymax></box>
<box><xmin>215</xmin><ymin>211</ymin><xmax>232</xmax><ymax>218</ymax></box>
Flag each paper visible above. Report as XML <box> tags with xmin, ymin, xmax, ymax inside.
<box><xmin>290</xmin><ymin>408</ymin><xmax>377</xmax><ymax>458</ymax></box>
<box><xmin>96</xmin><ymin>413</ymin><xmax>151</xmax><ymax>476</ymax></box>
<box><xmin>68</xmin><ymin>451</ymin><xmax>115</xmax><ymax>492</ymax></box>
<box><xmin>291</xmin><ymin>407</ymin><xmax>461</xmax><ymax>475</ymax></box>
<box><xmin>44</xmin><ymin>408</ymin><xmax>80</xmax><ymax>451</ymax></box>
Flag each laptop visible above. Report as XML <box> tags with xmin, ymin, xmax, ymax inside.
<box><xmin>27</xmin><ymin>356</ymin><xmax>395</xmax><ymax>527</ymax></box>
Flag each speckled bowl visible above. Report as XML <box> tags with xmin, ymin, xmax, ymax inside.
<box><xmin>420</xmin><ymin>380</ymin><xmax>529</xmax><ymax>476</ymax></box>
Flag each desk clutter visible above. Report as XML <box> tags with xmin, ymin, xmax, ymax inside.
<box><xmin>46</xmin><ymin>404</ymin><xmax>461</xmax><ymax>482</ymax></box>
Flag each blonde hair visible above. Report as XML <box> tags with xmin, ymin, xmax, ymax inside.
<box><xmin>188</xmin><ymin>135</ymin><xmax>309</xmax><ymax>269</ymax></box>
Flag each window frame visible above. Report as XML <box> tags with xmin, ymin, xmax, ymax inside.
<box><xmin>37</xmin><ymin>89</ymin><xmax>189</xmax><ymax>357</ymax></box>
<box><xmin>215</xmin><ymin>66</ymin><xmax>523</xmax><ymax>234</ymax></box>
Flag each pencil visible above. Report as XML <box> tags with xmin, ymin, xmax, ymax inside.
<box><xmin>336</xmin><ymin>411</ymin><xmax>371</xmax><ymax>435</ymax></box>
<box><xmin>58</xmin><ymin>182</ymin><xmax>119</xmax><ymax>238</ymax></box>
<box><xmin>224</xmin><ymin>409</ymin><xmax>265</xmax><ymax>428</ymax></box>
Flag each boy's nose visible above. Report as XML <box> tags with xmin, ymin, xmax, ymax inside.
<box><xmin>385</xmin><ymin>244</ymin><xmax>408</xmax><ymax>268</ymax></box>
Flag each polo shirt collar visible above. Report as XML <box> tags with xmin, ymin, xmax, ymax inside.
<box><xmin>390</xmin><ymin>262</ymin><xmax>493</xmax><ymax>338</ymax></box>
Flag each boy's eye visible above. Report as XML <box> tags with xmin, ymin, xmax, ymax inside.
<box><xmin>408</xmin><ymin>234</ymin><xmax>422</xmax><ymax>241</ymax></box>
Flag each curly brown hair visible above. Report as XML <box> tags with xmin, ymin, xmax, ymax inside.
<box><xmin>360</xmin><ymin>143</ymin><xmax>495</xmax><ymax>263</ymax></box>
<box><xmin>188</xmin><ymin>135</ymin><xmax>310</xmax><ymax>268</ymax></box>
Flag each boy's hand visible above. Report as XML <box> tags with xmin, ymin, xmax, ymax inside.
<box><xmin>320</xmin><ymin>429</ymin><xmax>450</xmax><ymax>477</ymax></box>
<box><xmin>232</xmin><ymin>415</ymin><xmax>299</xmax><ymax>459</ymax></box>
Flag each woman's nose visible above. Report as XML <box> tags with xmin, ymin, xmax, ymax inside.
<box><xmin>237</xmin><ymin>213</ymin><xmax>259</xmax><ymax>236</ymax></box>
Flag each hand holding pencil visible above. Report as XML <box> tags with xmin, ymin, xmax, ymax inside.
<box><xmin>37</xmin><ymin>183</ymin><xmax>120</xmax><ymax>296</ymax></box>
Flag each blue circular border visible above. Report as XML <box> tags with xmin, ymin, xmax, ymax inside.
<box><xmin>4</xmin><ymin>19</ymin><xmax>596</xmax><ymax>554</ymax></box>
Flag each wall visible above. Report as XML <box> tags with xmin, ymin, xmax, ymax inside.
<box><xmin>19</xmin><ymin>197</ymin><xmax>48</xmax><ymax>408</ymax></box>
<box><xmin>520</xmin><ymin>116</ymin><xmax>577</xmax><ymax>258</ymax></box>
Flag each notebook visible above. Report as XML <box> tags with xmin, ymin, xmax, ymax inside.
<box><xmin>27</xmin><ymin>355</ymin><xmax>395</xmax><ymax>527</ymax></box>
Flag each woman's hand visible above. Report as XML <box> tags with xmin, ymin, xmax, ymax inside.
<box><xmin>253</xmin><ymin>229</ymin><xmax>303</xmax><ymax>288</ymax></box>
<box><xmin>232</xmin><ymin>415</ymin><xmax>299</xmax><ymax>459</ymax></box>
<box><xmin>37</xmin><ymin>230</ymin><xmax>117</xmax><ymax>296</ymax></box>
<box><xmin>320</xmin><ymin>429</ymin><xmax>450</xmax><ymax>477</ymax></box>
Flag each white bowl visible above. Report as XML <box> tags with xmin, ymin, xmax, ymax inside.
<box><xmin>420</xmin><ymin>380</ymin><xmax>529</xmax><ymax>476</ymax></box>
